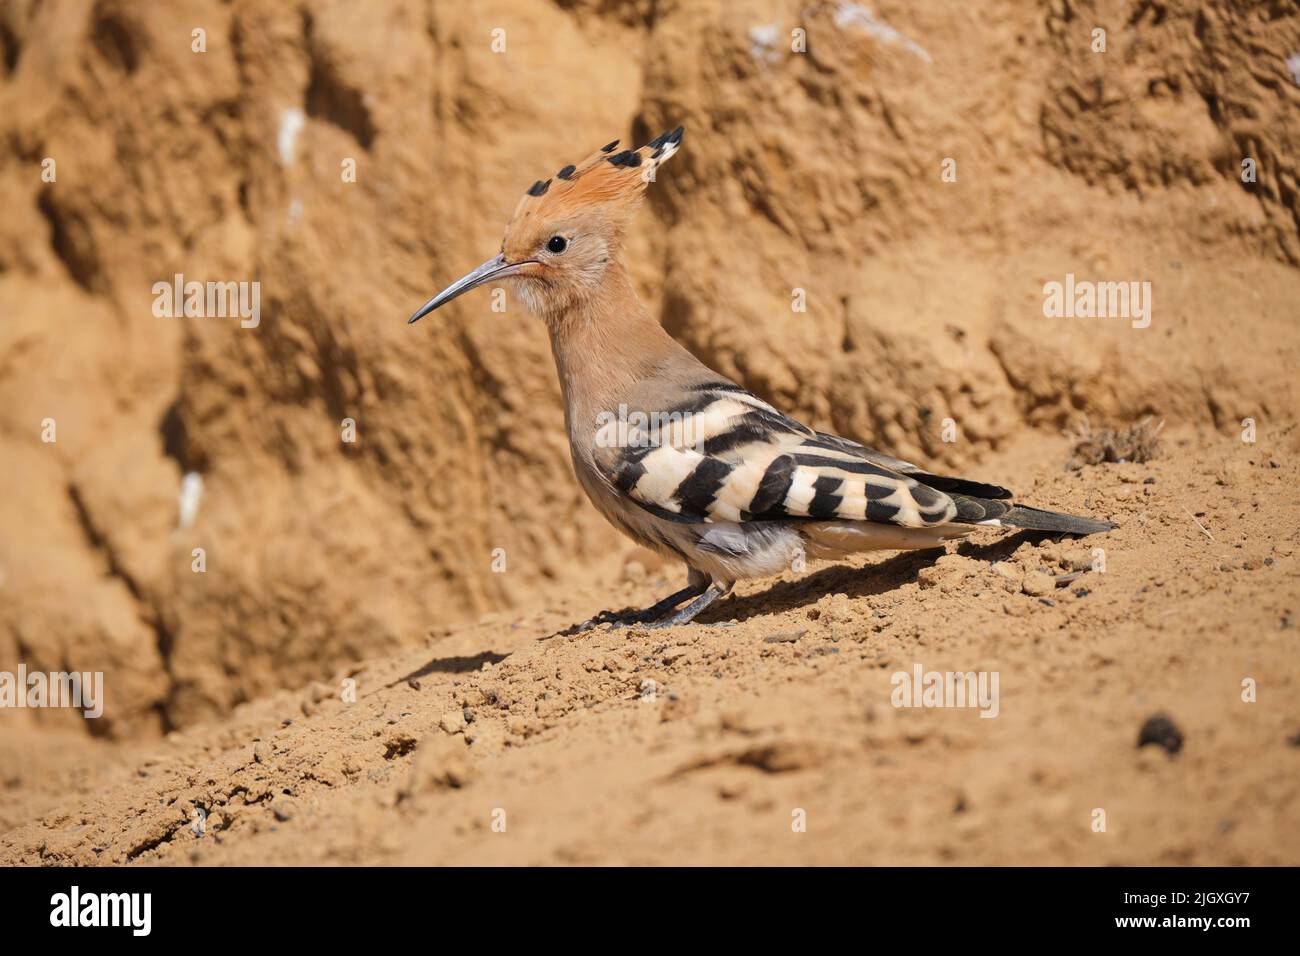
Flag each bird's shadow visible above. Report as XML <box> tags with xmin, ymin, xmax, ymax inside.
<box><xmin>548</xmin><ymin>530</ymin><xmax>1055</xmax><ymax>636</ymax></box>
<box><xmin>386</xmin><ymin>650</ymin><xmax>510</xmax><ymax>688</ymax></box>
<box><xmin>698</xmin><ymin>530</ymin><xmax>1050</xmax><ymax>626</ymax></box>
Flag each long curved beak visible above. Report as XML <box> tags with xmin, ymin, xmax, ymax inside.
<box><xmin>407</xmin><ymin>254</ymin><xmax>535</xmax><ymax>324</ymax></box>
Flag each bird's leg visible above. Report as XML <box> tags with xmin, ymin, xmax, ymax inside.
<box><xmin>577</xmin><ymin>568</ymin><xmax>709</xmax><ymax>631</ymax></box>
<box><xmin>644</xmin><ymin>582</ymin><xmax>732</xmax><ymax>628</ymax></box>
<box><xmin>627</xmin><ymin>581</ymin><xmax>709</xmax><ymax>623</ymax></box>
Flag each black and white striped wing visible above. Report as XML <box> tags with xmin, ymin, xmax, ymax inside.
<box><xmin>593</xmin><ymin>385</ymin><xmax>965</xmax><ymax>529</ymax></box>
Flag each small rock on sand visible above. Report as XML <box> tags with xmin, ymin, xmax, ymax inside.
<box><xmin>1137</xmin><ymin>713</ymin><xmax>1184</xmax><ymax>755</ymax></box>
<box><xmin>439</xmin><ymin>710</ymin><xmax>466</xmax><ymax>735</ymax></box>
<box><xmin>1021</xmin><ymin>570</ymin><xmax>1056</xmax><ymax>596</ymax></box>
<box><xmin>405</xmin><ymin>735</ymin><xmax>474</xmax><ymax>796</ymax></box>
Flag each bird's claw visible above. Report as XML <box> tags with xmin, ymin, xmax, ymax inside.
<box><xmin>575</xmin><ymin>607</ymin><xmax>657</xmax><ymax>632</ymax></box>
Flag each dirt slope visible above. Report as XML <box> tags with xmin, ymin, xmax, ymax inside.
<box><xmin>2</xmin><ymin>431</ymin><xmax>1297</xmax><ymax>865</ymax></box>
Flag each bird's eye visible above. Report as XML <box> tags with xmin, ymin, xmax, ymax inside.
<box><xmin>547</xmin><ymin>235</ymin><xmax>567</xmax><ymax>254</ymax></box>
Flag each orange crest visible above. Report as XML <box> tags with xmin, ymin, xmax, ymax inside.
<box><xmin>505</xmin><ymin>127</ymin><xmax>684</xmax><ymax>241</ymax></box>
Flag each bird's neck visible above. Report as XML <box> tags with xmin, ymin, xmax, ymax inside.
<box><xmin>544</xmin><ymin>260</ymin><xmax>698</xmax><ymax>437</ymax></box>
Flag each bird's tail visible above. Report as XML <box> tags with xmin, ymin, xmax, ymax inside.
<box><xmin>999</xmin><ymin>504</ymin><xmax>1116</xmax><ymax>536</ymax></box>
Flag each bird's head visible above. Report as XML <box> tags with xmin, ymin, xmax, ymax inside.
<box><xmin>408</xmin><ymin>127</ymin><xmax>683</xmax><ymax>324</ymax></box>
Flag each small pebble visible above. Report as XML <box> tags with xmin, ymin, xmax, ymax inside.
<box><xmin>1137</xmin><ymin>713</ymin><xmax>1184</xmax><ymax>755</ymax></box>
<box><xmin>1022</xmin><ymin>571</ymin><xmax>1055</xmax><ymax>596</ymax></box>
<box><xmin>763</xmin><ymin>629</ymin><xmax>806</xmax><ymax>644</ymax></box>
<box><xmin>439</xmin><ymin>710</ymin><xmax>466</xmax><ymax>735</ymax></box>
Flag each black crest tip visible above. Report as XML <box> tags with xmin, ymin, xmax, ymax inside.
<box><xmin>605</xmin><ymin>149</ymin><xmax>635</xmax><ymax>166</ymax></box>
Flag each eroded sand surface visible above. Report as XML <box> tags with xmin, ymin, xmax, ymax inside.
<box><xmin>3</xmin><ymin>432</ymin><xmax>1297</xmax><ymax>865</ymax></box>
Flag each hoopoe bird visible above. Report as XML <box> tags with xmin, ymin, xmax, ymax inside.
<box><xmin>409</xmin><ymin>127</ymin><xmax>1115</xmax><ymax>628</ymax></box>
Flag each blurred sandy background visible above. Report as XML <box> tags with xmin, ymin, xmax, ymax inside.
<box><xmin>0</xmin><ymin>0</ymin><xmax>1298</xmax><ymax>865</ymax></box>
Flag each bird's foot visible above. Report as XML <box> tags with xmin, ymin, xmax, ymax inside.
<box><xmin>572</xmin><ymin>580</ymin><xmax>711</xmax><ymax>633</ymax></box>
<box><xmin>573</xmin><ymin>606</ymin><xmax>655</xmax><ymax>633</ymax></box>
<box><xmin>630</xmin><ymin>585</ymin><xmax>730</xmax><ymax>630</ymax></box>
<box><xmin>568</xmin><ymin>576</ymin><xmax>730</xmax><ymax>634</ymax></box>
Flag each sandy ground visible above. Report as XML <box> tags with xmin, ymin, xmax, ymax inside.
<box><xmin>3</xmin><ymin>428</ymin><xmax>1297</xmax><ymax>866</ymax></box>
